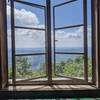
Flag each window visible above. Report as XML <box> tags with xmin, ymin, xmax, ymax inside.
<box><xmin>7</xmin><ymin>0</ymin><xmax>94</xmax><ymax>85</ymax></box>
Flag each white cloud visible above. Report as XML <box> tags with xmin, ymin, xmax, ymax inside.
<box><xmin>55</xmin><ymin>27</ymin><xmax>84</xmax><ymax>40</ymax></box>
<box><xmin>7</xmin><ymin>5</ymin><xmax>45</xmax><ymax>48</ymax></box>
<box><xmin>15</xmin><ymin>29</ymin><xmax>45</xmax><ymax>48</ymax></box>
<box><xmin>7</xmin><ymin>5</ymin><xmax>39</xmax><ymax>28</ymax></box>
<box><xmin>7</xmin><ymin>5</ymin><xmax>92</xmax><ymax>48</ymax></box>
<box><xmin>55</xmin><ymin>27</ymin><xmax>91</xmax><ymax>48</ymax></box>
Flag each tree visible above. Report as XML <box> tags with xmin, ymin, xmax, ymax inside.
<box><xmin>55</xmin><ymin>57</ymin><xmax>92</xmax><ymax>78</ymax></box>
<box><xmin>8</xmin><ymin>66</ymin><xmax>12</xmax><ymax>79</ymax></box>
<box><xmin>16</xmin><ymin>56</ymin><xmax>33</xmax><ymax>78</ymax></box>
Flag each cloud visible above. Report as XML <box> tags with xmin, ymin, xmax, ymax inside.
<box><xmin>55</xmin><ymin>27</ymin><xmax>91</xmax><ymax>47</ymax></box>
<box><xmin>7</xmin><ymin>5</ymin><xmax>39</xmax><ymax>28</ymax></box>
<box><xmin>7</xmin><ymin>5</ymin><xmax>45</xmax><ymax>48</ymax></box>
<box><xmin>7</xmin><ymin>5</ymin><xmax>92</xmax><ymax>48</ymax></box>
<box><xmin>55</xmin><ymin>27</ymin><xmax>83</xmax><ymax>39</ymax></box>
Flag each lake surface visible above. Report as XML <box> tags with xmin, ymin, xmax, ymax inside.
<box><xmin>8</xmin><ymin>47</ymin><xmax>92</xmax><ymax>70</ymax></box>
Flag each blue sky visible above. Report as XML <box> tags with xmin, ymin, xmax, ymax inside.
<box><xmin>7</xmin><ymin>0</ymin><xmax>92</xmax><ymax>48</ymax></box>
<box><xmin>14</xmin><ymin>0</ymin><xmax>91</xmax><ymax>26</ymax></box>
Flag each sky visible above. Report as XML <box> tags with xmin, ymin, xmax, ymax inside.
<box><xmin>7</xmin><ymin>0</ymin><xmax>92</xmax><ymax>49</ymax></box>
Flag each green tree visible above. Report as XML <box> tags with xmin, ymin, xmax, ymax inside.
<box><xmin>8</xmin><ymin>66</ymin><xmax>12</xmax><ymax>79</ymax></box>
<box><xmin>8</xmin><ymin>56</ymin><xmax>46</xmax><ymax>79</ymax></box>
<box><xmin>55</xmin><ymin>57</ymin><xmax>92</xmax><ymax>78</ymax></box>
<box><xmin>16</xmin><ymin>56</ymin><xmax>33</xmax><ymax>78</ymax></box>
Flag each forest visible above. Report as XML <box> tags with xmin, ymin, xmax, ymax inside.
<box><xmin>8</xmin><ymin>56</ymin><xmax>92</xmax><ymax>79</ymax></box>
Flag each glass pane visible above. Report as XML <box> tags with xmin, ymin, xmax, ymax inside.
<box><xmin>87</xmin><ymin>0</ymin><xmax>92</xmax><ymax>82</ymax></box>
<box><xmin>14</xmin><ymin>2</ymin><xmax>45</xmax><ymax>28</ymax></box>
<box><xmin>16</xmin><ymin>55</ymin><xmax>46</xmax><ymax>81</ymax></box>
<box><xmin>8</xmin><ymin>37</ymin><xmax>12</xmax><ymax>83</ymax></box>
<box><xmin>22</xmin><ymin>0</ymin><xmax>46</xmax><ymax>6</ymax></box>
<box><xmin>15</xmin><ymin>29</ymin><xmax>45</xmax><ymax>54</ymax></box>
<box><xmin>7</xmin><ymin>3</ymin><xmax>13</xmax><ymax>83</ymax></box>
<box><xmin>51</xmin><ymin>0</ymin><xmax>70</xmax><ymax>6</ymax></box>
<box><xmin>55</xmin><ymin>27</ymin><xmax>84</xmax><ymax>53</ymax></box>
<box><xmin>54</xmin><ymin>54</ymin><xmax>84</xmax><ymax>80</ymax></box>
<box><xmin>54</xmin><ymin>0</ymin><xmax>83</xmax><ymax>28</ymax></box>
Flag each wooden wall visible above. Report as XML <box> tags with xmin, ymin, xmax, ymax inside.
<box><xmin>0</xmin><ymin>0</ymin><xmax>8</xmax><ymax>89</ymax></box>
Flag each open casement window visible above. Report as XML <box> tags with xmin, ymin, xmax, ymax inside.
<box><xmin>10</xmin><ymin>0</ymin><xmax>48</xmax><ymax>84</ymax></box>
<box><xmin>53</xmin><ymin>0</ymin><xmax>89</xmax><ymax>84</ymax></box>
<box><xmin>8</xmin><ymin>0</ymin><xmax>95</xmax><ymax>85</ymax></box>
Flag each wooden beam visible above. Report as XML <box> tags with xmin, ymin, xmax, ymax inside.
<box><xmin>97</xmin><ymin>0</ymin><xmax>100</xmax><ymax>88</ymax></box>
<box><xmin>46</xmin><ymin>0</ymin><xmax>52</xmax><ymax>85</ymax></box>
<box><xmin>92</xmin><ymin>0</ymin><xmax>100</xmax><ymax>88</ymax></box>
<box><xmin>83</xmin><ymin>0</ymin><xmax>88</xmax><ymax>82</ymax></box>
<box><xmin>0</xmin><ymin>0</ymin><xmax>8</xmax><ymax>89</ymax></box>
<box><xmin>91</xmin><ymin>0</ymin><xmax>97</xmax><ymax>85</ymax></box>
<box><xmin>10</xmin><ymin>0</ymin><xmax>16</xmax><ymax>84</ymax></box>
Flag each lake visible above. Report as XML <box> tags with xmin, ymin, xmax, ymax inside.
<box><xmin>8</xmin><ymin>47</ymin><xmax>92</xmax><ymax>70</ymax></box>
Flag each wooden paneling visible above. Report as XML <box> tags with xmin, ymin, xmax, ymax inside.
<box><xmin>0</xmin><ymin>0</ymin><xmax>8</xmax><ymax>89</ymax></box>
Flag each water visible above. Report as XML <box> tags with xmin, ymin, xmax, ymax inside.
<box><xmin>8</xmin><ymin>47</ymin><xmax>92</xmax><ymax>69</ymax></box>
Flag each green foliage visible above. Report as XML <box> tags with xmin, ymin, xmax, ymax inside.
<box><xmin>8</xmin><ymin>56</ymin><xmax>92</xmax><ymax>80</ymax></box>
<box><xmin>88</xmin><ymin>58</ymin><xmax>92</xmax><ymax>77</ymax></box>
<box><xmin>16</xmin><ymin>56</ymin><xmax>33</xmax><ymax>78</ymax></box>
<box><xmin>55</xmin><ymin>57</ymin><xmax>92</xmax><ymax>78</ymax></box>
<box><xmin>8</xmin><ymin>56</ymin><xmax>45</xmax><ymax>79</ymax></box>
<box><xmin>8</xmin><ymin>66</ymin><xmax>12</xmax><ymax>79</ymax></box>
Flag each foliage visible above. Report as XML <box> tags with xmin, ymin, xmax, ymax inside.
<box><xmin>8</xmin><ymin>56</ymin><xmax>92</xmax><ymax>79</ymax></box>
<box><xmin>55</xmin><ymin>57</ymin><xmax>92</xmax><ymax>78</ymax></box>
<box><xmin>16</xmin><ymin>56</ymin><xmax>33</xmax><ymax>78</ymax></box>
<box><xmin>8</xmin><ymin>56</ymin><xmax>45</xmax><ymax>79</ymax></box>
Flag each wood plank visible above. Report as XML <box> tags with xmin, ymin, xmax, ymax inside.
<box><xmin>0</xmin><ymin>0</ymin><xmax>8</xmax><ymax>89</ymax></box>
<box><xmin>92</xmin><ymin>0</ymin><xmax>100</xmax><ymax>88</ymax></box>
<box><xmin>91</xmin><ymin>0</ymin><xmax>97</xmax><ymax>85</ymax></box>
<box><xmin>83</xmin><ymin>0</ymin><xmax>88</xmax><ymax>82</ymax></box>
<box><xmin>46</xmin><ymin>0</ymin><xmax>52</xmax><ymax>85</ymax></box>
<box><xmin>11</xmin><ymin>0</ymin><xmax>16</xmax><ymax>84</ymax></box>
<box><xmin>7</xmin><ymin>85</ymin><xmax>96</xmax><ymax>91</ymax></box>
<box><xmin>97</xmin><ymin>0</ymin><xmax>100</xmax><ymax>88</ymax></box>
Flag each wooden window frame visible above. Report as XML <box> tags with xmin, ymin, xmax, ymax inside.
<box><xmin>0</xmin><ymin>0</ymin><xmax>100</xmax><ymax>87</ymax></box>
